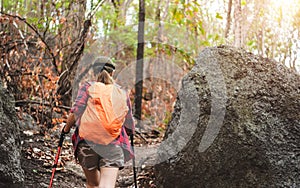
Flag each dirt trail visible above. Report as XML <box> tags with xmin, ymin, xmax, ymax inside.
<box><xmin>21</xmin><ymin>129</ymin><xmax>158</xmax><ymax>187</ymax></box>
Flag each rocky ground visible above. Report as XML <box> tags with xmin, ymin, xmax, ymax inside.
<box><xmin>20</xmin><ymin>126</ymin><xmax>161</xmax><ymax>188</ymax></box>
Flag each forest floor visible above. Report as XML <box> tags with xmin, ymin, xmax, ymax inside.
<box><xmin>20</xmin><ymin>125</ymin><xmax>162</xmax><ymax>188</ymax></box>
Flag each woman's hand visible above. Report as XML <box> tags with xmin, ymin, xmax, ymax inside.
<box><xmin>62</xmin><ymin>124</ymin><xmax>70</xmax><ymax>134</ymax></box>
<box><xmin>62</xmin><ymin>113</ymin><xmax>75</xmax><ymax>134</ymax></box>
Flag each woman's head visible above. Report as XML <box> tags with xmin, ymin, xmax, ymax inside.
<box><xmin>92</xmin><ymin>57</ymin><xmax>115</xmax><ymax>84</ymax></box>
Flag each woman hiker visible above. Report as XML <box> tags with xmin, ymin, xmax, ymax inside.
<box><xmin>62</xmin><ymin>57</ymin><xmax>135</xmax><ymax>188</ymax></box>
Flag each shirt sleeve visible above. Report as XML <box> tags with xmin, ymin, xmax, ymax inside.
<box><xmin>70</xmin><ymin>82</ymin><xmax>91</xmax><ymax>118</ymax></box>
<box><xmin>123</xmin><ymin>94</ymin><xmax>135</xmax><ymax>135</ymax></box>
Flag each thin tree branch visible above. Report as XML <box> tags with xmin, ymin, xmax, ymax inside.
<box><xmin>0</xmin><ymin>12</ymin><xmax>59</xmax><ymax>73</ymax></box>
<box><xmin>87</xmin><ymin>0</ymin><xmax>106</xmax><ymax>19</ymax></box>
<box><xmin>8</xmin><ymin>72</ymin><xmax>51</xmax><ymax>81</ymax></box>
<box><xmin>15</xmin><ymin>99</ymin><xmax>71</xmax><ymax>110</ymax></box>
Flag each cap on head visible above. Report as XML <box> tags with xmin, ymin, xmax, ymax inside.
<box><xmin>93</xmin><ymin>57</ymin><xmax>115</xmax><ymax>74</ymax></box>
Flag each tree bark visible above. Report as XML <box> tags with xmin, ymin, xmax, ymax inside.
<box><xmin>134</xmin><ymin>0</ymin><xmax>145</xmax><ymax>125</ymax></box>
<box><xmin>225</xmin><ymin>0</ymin><xmax>232</xmax><ymax>39</ymax></box>
<box><xmin>56</xmin><ymin>19</ymin><xmax>92</xmax><ymax>106</ymax></box>
<box><xmin>234</xmin><ymin>0</ymin><xmax>242</xmax><ymax>47</ymax></box>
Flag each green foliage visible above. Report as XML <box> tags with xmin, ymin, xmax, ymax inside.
<box><xmin>241</xmin><ymin>0</ymin><xmax>247</xmax><ymax>6</ymax></box>
<box><xmin>247</xmin><ymin>40</ymin><xmax>257</xmax><ymax>50</ymax></box>
<box><xmin>163</xmin><ymin>111</ymin><xmax>172</xmax><ymax>126</ymax></box>
<box><xmin>2</xmin><ymin>0</ymin><xmax>300</xmax><ymax>129</ymax></box>
<box><xmin>216</xmin><ymin>12</ymin><xmax>223</xmax><ymax>19</ymax></box>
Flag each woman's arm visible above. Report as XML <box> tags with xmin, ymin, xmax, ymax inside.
<box><xmin>70</xmin><ymin>82</ymin><xmax>91</xmax><ymax>117</ymax></box>
<box><xmin>62</xmin><ymin>82</ymin><xmax>90</xmax><ymax>133</ymax></box>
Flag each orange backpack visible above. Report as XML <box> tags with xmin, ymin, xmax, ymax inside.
<box><xmin>79</xmin><ymin>82</ymin><xmax>129</xmax><ymax>145</ymax></box>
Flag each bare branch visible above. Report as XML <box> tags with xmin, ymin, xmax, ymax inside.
<box><xmin>15</xmin><ymin>99</ymin><xmax>71</xmax><ymax>110</ymax></box>
<box><xmin>87</xmin><ymin>0</ymin><xmax>106</xmax><ymax>19</ymax></box>
<box><xmin>0</xmin><ymin>12</ymin><xmax>59</xmax><ymax>73</ymax></box>
<box><xmin>8</xmin><ymin>72</ymin><xmax>51</xmax><ymax>81</ymax></box>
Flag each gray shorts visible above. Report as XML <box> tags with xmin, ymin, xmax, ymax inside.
<box><xmin>76</xmin><ymin>141</ymin><xmax>124</xmax><ymax>170</ymax></box>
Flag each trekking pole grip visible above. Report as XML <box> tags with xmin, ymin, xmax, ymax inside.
<box><xmin>58</xmin><ymin>132</ymin><xmax>65</xmax><ymax>147</ymax></box>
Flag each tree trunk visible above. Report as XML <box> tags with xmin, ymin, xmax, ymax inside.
<box><xmin>56</xmin><ymin>19</ymin><xmax>92</xmax><ymax>106</ymax></box>
<box><xmin>225</xmin><ymin>0</ymin><xmax>232</xmax><ymax>39</ymax></box>
<box><xmin>234</xmin><ymin>0</ymin><xmax>242</xmax><ymax>47</ymax></box>
<box><xmin>134</xmin><ymin>0</ymin><xmax>145</xmax><ymax>125</ymax></box>
<box><xmin>60</xmin><ymin>0</ymin><xmax>87</xmax><ymax>73</ymax></box>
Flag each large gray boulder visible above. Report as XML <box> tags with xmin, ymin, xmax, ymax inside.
<box><xmin>154</xmin><ymin>46</ymin><xmax>300</xmax><ymax>187</ymax></box>
<box><xmin>0</xmin><ymin>82</ymin><xmax>24</xmax><ymax>187</ymax></box>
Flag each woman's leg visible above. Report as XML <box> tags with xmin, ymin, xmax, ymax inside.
<box><xmin>99</xmin><ymin>167</ymin><xmax>119</xmax><ymax>188</ymax></box>
<box><xmin>82</xmin><ymin>167</ymin><xmax>100</xmax><ymax>188</ymax></box>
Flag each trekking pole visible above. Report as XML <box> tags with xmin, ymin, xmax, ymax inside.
<box><xmin>130</xmin><ymin>134</ymin><xmax>138</xmax><ymax>188</ymax></box>
<box><xmin>48</xmin><ymin>132</ymin><xmax>66</xmax><ymax>188</ymax></box>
